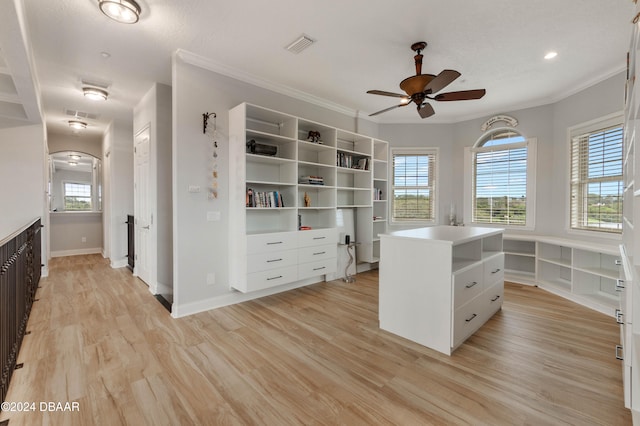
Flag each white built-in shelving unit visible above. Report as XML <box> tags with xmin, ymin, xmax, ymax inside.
<box><xmin>621</xmin><ymin>7</ymin><xmax>640</xmax><ymax>418</ymax></box>
<box><xmin>503</xmin><ymin>235</ymin><xmax>620</xmax><ymax>316</ymax></box>
<box><xmin>229</xmin><ymin>103</ymin><xmax>388</xmax><ymax>292</ymax></box>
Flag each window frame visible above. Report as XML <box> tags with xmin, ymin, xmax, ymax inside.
<box><xmin>62</xmin><ymin>180</ymin><xmax>93</xmax><ymax>211</ymax></box>
<box><xmin>390</xmin><ymin>147</ymin><xmax>439</xmax><ymax>224</ymax></box>
<box><xmin>567</xmin><ymin>112</ymin><xmax>623</xmax><ymax>237</ymax></box>
<box><xmin>463</xmin><ymin>129</ymin><xmax>537</xmax><ymax>230</ymax></box>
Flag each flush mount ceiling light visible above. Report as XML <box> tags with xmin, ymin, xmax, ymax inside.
<box><xmin>68</xmin><ymin>120</ymin><xmax>87</xmax><ymax>130</ymax></box>
<box><xmin>98</xmin><ymin>0</ymin><xmax>141</xmax><ymax>24</ymax></box>
<box><xmin>68</xmin><ymin>161</ymin><xmax>78</xmax><ymax>166</ymax></box>
<box><xmin>83</xmin><ymin>87</ymin><xmax>108</xmax><ymax>101</ymax></box>
<box><xmin>544</xmin><ymin>51</ymin><xmax>558</xmax><ymax>60</ymax></box>
<box><xmin>68</xmin><ymin>154</ymin><xmax>81</xmax><ymax>160</ymax></box>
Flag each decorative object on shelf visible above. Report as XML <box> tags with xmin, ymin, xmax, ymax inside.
<box><xmin>304</xmin><ymin>192</ymin><xmax>311</xmax><ymax>207</ymax></box>
<box><xmin>246</xmin><ymin>139</ymin><xmax>277</xmax><ymax>156</ymax></box>
<box><xmin>307</xmin><ymin>130</ymin><xmax>322</xmax><ymax>143</ymax></box>
<box><xmin>203</xmin><ymin>111</ymin><xmax>219</xmax><ymax>199</ymax></box>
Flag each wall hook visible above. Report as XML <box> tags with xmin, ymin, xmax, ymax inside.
<box><xmin>203</xmin><ymin>112</ymin><xmax>216</xmax><ymax>134</ymax></box>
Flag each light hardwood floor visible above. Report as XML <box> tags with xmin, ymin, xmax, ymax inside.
<box><xmin>0</xmin><ymin>254</ymin><xmax>631</xmax><ymax>425</ymax></box>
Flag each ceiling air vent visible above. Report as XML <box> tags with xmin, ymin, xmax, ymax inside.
<box><xmin>64</xmin><ymin>109</ymin><xmax>99</xmax><ymax>120</ymax></box>
<box><xmin>285</xmin><ymin>35</ymin><xmax>315</xmax><ymax>54</ymax></box>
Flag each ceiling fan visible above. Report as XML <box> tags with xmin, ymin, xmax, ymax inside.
<box><xmin>367</xmin><ymin>41</ymin><xmax>486</xmax><ymax>119</ymax></box>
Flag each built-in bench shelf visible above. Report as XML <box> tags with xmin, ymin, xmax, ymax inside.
<box><xmin>504</xmin><ymin>234</ymin><xmax>620</xmax><ymax>316</ymax></box>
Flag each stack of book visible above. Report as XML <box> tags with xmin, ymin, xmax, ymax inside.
<box><xmin>299</xmin><ymin>175</ymin><xmax>324</xmax><ymax>185</ymax></box>
<box><xmin>246</xmin><ymin>189</ymin><xmax>285</xmax><ymax>208</ymax></box>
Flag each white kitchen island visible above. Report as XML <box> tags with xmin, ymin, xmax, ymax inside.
<box><xmin>379</xmin><ymin>226</ymin><xmax>504</xmax><ymax>355</ymax></box>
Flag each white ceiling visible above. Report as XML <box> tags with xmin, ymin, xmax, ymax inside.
<box><xmin>0</xmin><ymin>0</ymin><xmax>636</xmax><ymax>137</ymax></box>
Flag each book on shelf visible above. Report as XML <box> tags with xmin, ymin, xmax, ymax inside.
<box><xmin>299</xmin><ymin>175</ymin><xmax>324</xmax><ymax>185</ymax></box>
<box><xmin>336</xmin><ymin>152</ymin><xmax>369</xmax><ymax>170</ymax></box>
<box><xmin>246</xmin><ymin>188</ymin><xmax>285</xmax><ymax>208</ymax></box>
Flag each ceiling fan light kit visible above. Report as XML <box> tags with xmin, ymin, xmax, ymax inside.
<box><xmin>367</xmin><ymin>41</ymin><xmax>486</xmax><ymax>119</ymax></box>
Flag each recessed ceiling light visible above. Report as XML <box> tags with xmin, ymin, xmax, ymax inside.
<box><xmin>68</xmin><ymin>120</ymin><xmax>87</xmax><ymax>130</ymax></box>
<box><xmin>100</xmin><ymin>51</ymin><xmax>111</xmax><ymax>59</ymax></box>
<box><xmin>83</xmin><ymin>87</ymin><xmax>108</xmax><ymax>101</ymax></box>
<box><xmin>544</xmin><ymin>51</ymin><xmax>558</xmax><ymax>60</ymax></box>
<box><xmin>98</xmin><ymin>0</ymin><xmax>141</xmax><ymax>24</ymax></box>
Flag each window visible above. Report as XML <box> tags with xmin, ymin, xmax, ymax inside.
<box><xmin>466</xmin><ymin>130</ymin><xmax>536</xmax><ymax>228</ymax></box>
<box><xmin>64</xmin><ymin>182</ymin><xmax>92</xmax><ymax>211</ymax></box>
<box><xmin>391</xmin><ymin>148</ymin><xmax>438</xmax><ymax>222</ymax></box>
<box><xmin>570</xmin><ymin>120</ymin><xmax>623</xmax><ymax>234</ymax></box>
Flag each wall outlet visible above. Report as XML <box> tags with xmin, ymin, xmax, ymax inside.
<box><xmin>81</xmin><ymin>237</ymin><xmax>87</xmax><ymax>243</ymax></box>
<box><xmin>206</xmin><ymin>272</ymin><xmax>215</xmax><ymax>286</ymax></box>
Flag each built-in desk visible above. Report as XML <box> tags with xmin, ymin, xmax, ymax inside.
<box><xmin>379</xmin><ymin>225</ymin><xmax>504</xmax><ymax>355</ymax></box>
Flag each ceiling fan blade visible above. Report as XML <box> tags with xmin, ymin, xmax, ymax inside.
<box><xmin>423</xmin><ymin>69</ymin><xmax>461</xmax><ymax>94</ymax></box>
<box><xmin>417</xmin><ymin>103</ymin><xmax>435</xmax><ymax>119</ymax></box>
<box><xmin>367</xmin><ymin>90</ymin><xmax>408</xmax><ymax>98</ymax></box>
<box><xmin>369</xmin><ymin>103</ymin><xmax>408</xmax><ymax>117</ymax></box>
<box><xmin>434</xmin><ymin>89</ymin><xmax>486</xmax><ymax>101</ymax></box>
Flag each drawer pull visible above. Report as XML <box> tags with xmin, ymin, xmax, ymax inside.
<box><xmin>491</xmin><ymin>268</ymin><xmax>501</xmax><ymax>274</ymax></box>
<box><xmin>616</xmin><ymin>309</ymin><xmax>624</xmax><ymax>324</ymax></box>
<box><xmin>266</xmin><ymin>258</ymin><xmax>283</xmax><ymax>263</ymax></box>
<box><xmin>616</xmin><ymin>345</ymin><xmax>624</xmax><ymax>361</ymax></box>
<box><xmin>313</xmin><ymin>266</ymin><xmax>326</xmax><ymax>271</ymax></box>
<box><xmin>465</xmin><ymin>281</ymin><xmax>478</xmax><ymax>289</ymax></box>
<box><xmin>616</xmin><ymin>279</ymin><xmax>625</xmax><ymax>291</ymax></box>
<box><xmin>313</xmin><ymin>236</ymin><xmax>326</xmax><ymax>240</ymax></box>
<box><xmin>313</xmin><ymin>251</ymin><xmax>326</xmax><ymax>256</ymax></box>
<box><xmin>491</xmin><ymin>295</ymin><xmax>501</xmax><ymax>302</ymax></box>
<box><xmin>267</xmin><ymin>275</ymin><xmax>283</xmax><ymax>281</ymax></box>
<box><xmin>267</xmin><ymin>241</ymin><xmax>283</xmax><ymax>245</ymax></box>
<box><xmin>465</xmin><ymin>313</ymin><xmax>477</xmax><ymax>323</ymax></box>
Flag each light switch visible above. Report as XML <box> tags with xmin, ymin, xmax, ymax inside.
<box><xmin>188</xmin><ymin>185</ymin><xmax>201</xmax><ymax>193</ymax></box>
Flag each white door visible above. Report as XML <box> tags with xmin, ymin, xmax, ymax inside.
<box><xmin>134</xmin><ymin>128</ymin><xmax>152</xmax><ymax>287</ymax></box>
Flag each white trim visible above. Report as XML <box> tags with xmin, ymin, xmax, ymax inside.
<box><xmin>465</xmin><ymin>138</ymin><xmax>537</xmax><ymax>230</ymax></box>
<box><xmin>50</xmin><ymin>248</ymin><xmax>102</xmax><ymax>257</ymax></box>
<box><xmin>110</xmin><ymin>258</ymin><xmax>128</xmax><ymax>269</ymax></box>
<box><xmin>390</xmin><ymin>147</ymin><xmax>439</xmax><ymax>224</ymax></box>
<box><xmin>566</xmin><ymin>112</ymin><xmax>624</xmax><ymax>235</ymax></box>
<box><xmin>175</xmin><ymin>49</ymin><xmax>365</xmax><ymax>122</ymax></box>
<box><xmin>171</xmin><ymin>276</ymin><xmax>324</xmax><ymax>318</ymax></box>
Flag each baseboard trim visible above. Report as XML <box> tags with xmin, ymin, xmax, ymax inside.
<box><xmin>110</xmin><ymin>258</ymin><xmax>128</xmax><ymax>269</ymax></box>
<box><xmin>171</xmin><ymin>276</ymin><xmax>325</xmax><ymax>318</ymax></box>
<box><xmin>50</xmin><ymin>248</ymin><xmax>102</xmax><ymax>258</ymax></box>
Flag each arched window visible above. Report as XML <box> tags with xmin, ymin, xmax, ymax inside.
<box><xmin>465</xmin><ymin>128</ymin><xmax>536</xmax><ymax>228</ymax></box>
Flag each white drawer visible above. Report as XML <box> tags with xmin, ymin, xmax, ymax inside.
<box><xmin>247</xmin><ymin>232</ymin><xmax>297</xmax><ymax>254</ymax></box>
<box><xmin>298</xmin><ymin>258</ymin><xmax>336</xmax><ymax>280</ymax></box>
<box><xmin>298</xmin><ymin>244</ymin><xmax>336</xmax><ymax>264</ymax></box>
<box><xmin>452</xmin><ymin>296</ymin><xmax>484</xmax><ymax>348</ymax></box>
<box><xmin>453</xmin><ymin>263</ymin><xmax>484</xmax><ymax>308</ymax></box>
<box><xmin>483</xmin><ymin>253</ymin><xmax>504</xmax><ymax>286</ymax></box>
<box><xmin>247</xmin><ymin>249</ymin><xmax>297</xmax><ymax>273</ymax></box>
<box><xmin>484</xmin><ymin>281</ymin><xmax>504</xmax><ymax>317</ymax></box>
<box><xmin>297</xmin><ymin>228</ymin><xmax>337</xmax><ymax>247</ymax></box>
<box><xmin>245</xmin><ymin>266</ymin><xmax>298</xmax><ymax>292</ymax></box>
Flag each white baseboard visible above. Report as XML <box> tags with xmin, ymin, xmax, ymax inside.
<box><xmin>50</xmin><ymin>248</ymin><xmax>102</xmax><ymax>258</ymax></box>
<box><xmin>110</xmin><ymin>258</ymin><xmax>128</xmax><ymax>269</ymax></box>
<box><xmin>171</xmin><ymin>276</ymin><xmax>324</xmax><ymax>318</ymax></box>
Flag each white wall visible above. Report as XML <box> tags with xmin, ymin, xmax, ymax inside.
<box><xmin>102</xmin><ymin>120</ymin><xmax>134</xmax><ymax>268</ymax></box>
<box><xmin>48</xmin><ymin>131</ymin><xmax>102</xmax><ymax>159</ymax></box>
<box><xmin>0</xmin><ymin>124</ymin><xmax>45</xmax><ymax>241</ymax></box>
<box><xmin>50</xmin><ymin>212</ymin><xmax>102</xmax><ymax>255</ymax></box>
<box><xmin>133</xmin><ymin>82</ymin><xmax>173</xmax><ymax>295</ymax></box>
<box><xmin>447</xmin><ymin>72</ymin><xmax>624</xmax><ymax>244</ymax></box>
<box><xmin>172</xmin><ymin>52</ymin><xmax>378</xmax><ymax>316</ymax></box>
